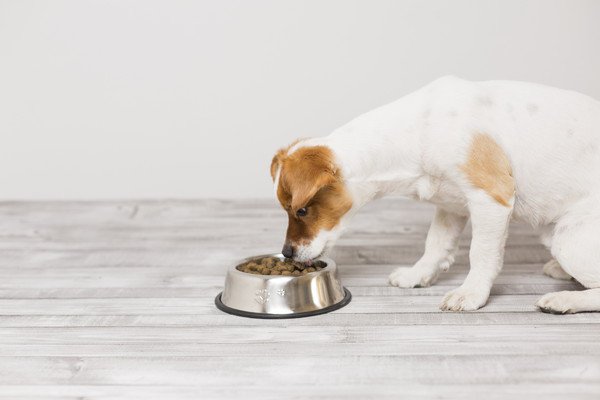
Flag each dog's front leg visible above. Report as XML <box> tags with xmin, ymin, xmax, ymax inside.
<box><xmin>389</xmin><ymin>207</ymin><xmax>467</xmax><ymax>288</ymax></box>
<box><xmin>440</xmin><ymin>192</ymin><xmax>513</xmax><ymax>311</ymax></box>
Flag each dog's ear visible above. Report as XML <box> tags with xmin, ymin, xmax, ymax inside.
<box><xmin>281</xmin><ymin>146</ymin><xmax>339</xmax><ymax>211</ymax></box>
<box><xmin>270</xmin><ymin>148</ymin><xmax>287</xmax><ymax>181</ymax></box>
<box><xmin>270</xmin><ymin>139</ymin><xmax>305</xmax><ymax>181</ymax></box>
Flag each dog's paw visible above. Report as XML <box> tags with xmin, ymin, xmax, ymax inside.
<box><xmin>536</xmin><ymin>291</ymin><xmax>580</xmax><ymax>314</ymax></box>
<box><xmin>542</xmin><ymin>259</ymin><xmax>572</xmax><ymax>281</ymax></box>
<box><xmin>440</xmin><ymin>286</ymin><xmax>489</xmax><ymax>311</ymax></box>
<box><xmin>389</xmin><ymin>267</ymin><xmax>438</xmax><ymax>288</ymax></box>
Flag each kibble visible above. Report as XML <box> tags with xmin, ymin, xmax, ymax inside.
<box><xmin>237</xmin><ymin>256</ymin><xmax>325</xmax><ymax>276</ymax></box>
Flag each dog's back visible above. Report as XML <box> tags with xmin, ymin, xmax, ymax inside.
<box><xmin>332</xmin><ymin>76</ymin><xmax>600</xmax><ymax>225</ymax></box>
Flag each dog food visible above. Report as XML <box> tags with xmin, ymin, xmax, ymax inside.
<box><xmin>237</xmin><ymin>256</ymin><xmax>326</xmax><ymax>276</ymax></box>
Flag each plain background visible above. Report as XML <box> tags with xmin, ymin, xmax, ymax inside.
<box><xmin>1</xmin><ymin>0</ymin><xmax>599</xmax><ymax>200</ymax></box>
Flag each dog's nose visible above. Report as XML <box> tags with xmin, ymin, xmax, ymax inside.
<box><xmin>282</xmin><ymin>243</ymin><xmax>294</xmax><ymax>258</ymax></box>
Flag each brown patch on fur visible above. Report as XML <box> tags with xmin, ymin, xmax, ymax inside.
<box><xmin>272</xmin><ymin>143</ymin><xmax>353</xmax><ymax>245</ymax></box>
<box><xmin>461</xmin><ymin>133</ymin><xmax>515</xmax><ymax>207</ymax></box>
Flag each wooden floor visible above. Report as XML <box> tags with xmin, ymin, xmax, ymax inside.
<box><xmin>0</xmin><ymin>198</ymin><xmax>599</xmax><ymax>399</ymax></box>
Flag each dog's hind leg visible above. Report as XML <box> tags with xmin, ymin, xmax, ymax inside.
<box><xmin>389</xmin><ymin>207</ymin><xmax>467</xmax><ymax>288</ymax></box>
<box><xmin>542</xmin><ymin>259</ymin><xmax>572</xmax><ymax>281</ymax></box>
<box><xmin>537</xmin><ymin>289</ymin><xmax>600</xmax><ymax>314</ymax></box>
<box><xmin>538</xmin><ymin>225</ymin><xmax>573</xmax><ymax>281</ymax></box>
<box><xmin>536</xmin><ymin>203</ymin><xmax>600</xmax><ymax>313</ymax></box>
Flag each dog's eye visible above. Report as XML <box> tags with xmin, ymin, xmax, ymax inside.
<box><xmin>296</xmin><ymin>207</ymin><xmax>308</xmax><ymax>217</ymax></box>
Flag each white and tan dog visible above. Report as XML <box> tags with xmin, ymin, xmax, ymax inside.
<box><xmin>270</xmin><ymin>76</ymin><xmax>600</xmax><ymax>314</ymax></box>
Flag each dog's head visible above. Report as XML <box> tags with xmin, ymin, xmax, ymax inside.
<box><xmin>270</xmin><ymin>141</ymin><xmax>353</xmax><ymax>262</ymax></box>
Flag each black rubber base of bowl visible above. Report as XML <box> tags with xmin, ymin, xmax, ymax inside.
<box><xmin>214</xmin><ymin>288</ymin><xmax>352</xmax><ymax>319</ymax></box>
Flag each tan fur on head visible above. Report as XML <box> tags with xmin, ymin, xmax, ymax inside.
<box><xmin>461</xmin><ymin>133</ymin><xmax>515</xmax><ymax>206</ymax></box>
<box><xmin>271</xmin><ymin>143</ymin><xmax>352</xmax><ymax>245</ymax></box>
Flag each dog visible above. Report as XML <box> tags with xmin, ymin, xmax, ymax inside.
<box><xmin>270</xmin><ymin>76</ymin><xmax>600</xmax><ymax>313</ymax></box>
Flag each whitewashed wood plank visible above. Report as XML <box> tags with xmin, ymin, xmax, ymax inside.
<box><xmin>1</xmin><ymin>340</ymin><xmax>600</xmax><ymax>358</ymax></box>
<box><xmin>0</xmin><ymin>281</ymin><xmax>579</xmax><ymax>300</ymax></box>
<box><xmin>0</xmin><ymin>325</ymin><xmax>597</xmax><ymax>345</ymax></box>
<box><xmin>0</xmin><ymin>263</ymin><xmax>565</xmax><ymax>277</ymax></box>
<box><xmin>0</xmin><ymin>383</ymin><xmax>597</xmax><ymax>400</ymax></box>
<box><xmin>0</xmin><ymin>355</ymin><xmax>597</xmax><ymax>386</ymax></box>
<box><xmin>0</xmin><ymin>270</ymin><xmax>572</xmax><ymax>290</ymax></box>
<box><xmin>0</xmin><ymin>294</ymin><xmax>594</xmax><ymax>315</ymax></box>
<box><xmin>0</xmin><ymin>311</ymin><xmax>596</xmax><ymax>328</ymax></box>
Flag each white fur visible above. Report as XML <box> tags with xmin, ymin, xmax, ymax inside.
<box><xmin>282</xmin><ymin>76</ymin><xmax>600</xmax><ymax>312</ymax></box>
<box><xmin>273</xmin><ymin>166</ymin><xmax>282</xmax><ymax>197</ymax></box>
<box><xmin>389</xmin><ymin>207</ymin><xmax>466</xmax><ymax>288</ymax></box>
<box><xmin>542</xmin><ymin>259</ymin><xmax>572</xmax><ymax>281</ymax></box>
<box><xmin>295</xmin><ymin>226</ymin><xmax>343</xmax><ymax>262</ymax></box>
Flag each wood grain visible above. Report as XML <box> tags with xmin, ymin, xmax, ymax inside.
<box><xmin>0</xmin><ymin>198</ymin><xmax>598</xmax><ymax>399</ymax></box>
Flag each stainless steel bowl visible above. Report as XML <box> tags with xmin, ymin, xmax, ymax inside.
<box><xmin>215</xmin><ymin>253</ymin><xmax>351</xmax><ymax>319</ymax></box>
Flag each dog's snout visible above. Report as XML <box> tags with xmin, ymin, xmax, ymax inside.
<box><xmin>282</xmin><ymin>243</ymin><xmax>294</xmax><ymax>258</ymax></box>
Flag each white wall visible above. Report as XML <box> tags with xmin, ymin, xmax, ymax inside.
<box><xmin>1</xmin><ymin>0</ymin><xmax>599</xmax><ymax>199</ymax></box>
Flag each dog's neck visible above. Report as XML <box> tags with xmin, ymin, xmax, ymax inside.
<box><xmin>339</xmin><ymin>152</ymin><xmax>424</xmax><ymax>210</ymax></box>
<box><xmin>293</xmin><ymin>86</ymin><xmax>432</xmax><ymax>211</ymax></box>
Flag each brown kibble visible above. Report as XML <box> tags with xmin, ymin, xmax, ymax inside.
<box><xmin>236</xmin><ymin>256</ymin><xmax>327</xmax><ymax>276</ymax></box>
<box><xmin>265</xmin><ymin>258</ymin><xmax>276</xmax><ymax>267</ymax></box>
